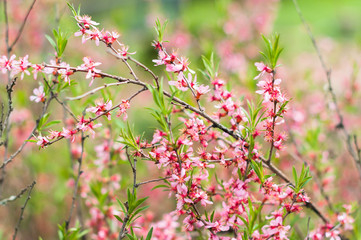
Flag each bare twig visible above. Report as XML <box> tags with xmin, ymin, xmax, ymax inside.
<box><xmin>66</xmin><ymin>82</ymin><xmax>127</xmax><ymax>101</ymax></box>
<box><xmin>128</xmin><ymin>56</ymin><xmax>159</xmax><ymax>86</ymax></box>
<box><xmin>306</xmin><ymin>217</ymin><xmax>311</xmax><ymax>240</ymax></box>
<box><xmin>12</xmin><ymin>181</ymin><xmax>36</xmax><ymax>240</ymax></box>
<box><xmin>287</xmin><ymin>124</ymin><xmax>335</xmax><ymax>212</ymax></box>
<box><xmin>0</xmin><ymin>94</ymin><xmax>53</xmax><ymax>170</ymax></box>
<box><xmin>267</xmin><ymin>73</ymin><xmax>278</xmax><ymax>163</ymax></box>
<box><xmin>8</xmin><ymin>0</ymin><xmax>37</xmax><ymax>52</ymax></box>
<box><xmin>292</xmin><ymin>0</ymin><xmax>361</xmax><ymax>181</ymax></box>
<box><xmin>0</xmin><ymin>182</ymin><xmax>35</xmax><ymax>206</ymax></box>
<box><xmin>65</xmin><ymin>133</ymin><xmax>86</xmax><ymax>230</ymax></box>
<box><xmin>260</xmin><ymin>156</ymin><xmax>328</xmax><ymax>223</ymax></box>
<box><xmin>135</xmin><ymin>177</ymin><xmax>170</xmax><ymax>188</ymax></box>
<box><xmin>118</xmin><ymin>147</ymin><xmax>136</xmax><ymax>239</ymax></box>
<box><xmin>3</xmin><ymin>0</ymin><xmax>10</xmax><ymax>55</ymax></box>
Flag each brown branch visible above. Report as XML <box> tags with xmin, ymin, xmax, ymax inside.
<box><xmin>3</xmin><ymin>0</ymin><xmax>10</xmax><ymax>54</ymax></box>
<box><xmin>12</xmin><ymin>181</ymin><xmax>36</xmax><ymax>240</ymax></box>
<box><xmin>0</xmin><ymin>94</ymin><xmax>53</xmax><ymax>170</ymax></box>
<box><xmin>8</xmin><ymin>0</ymin><xmax>37</xmax><ymax>52</ymax></box>
<box><xmin>0</xmin><ymin>182</ymin><xmax>35</xmax><ymax>206</ymax></box>
<box><xmin>260</xmin><ymin>156</ymin><xmax>328</xmax><ymax>223</ymax></box>
<box><xmin>135</xmin><ymin>177</ymin><xmax>170</xmax><ymax>188</ymax></box>
<box><xmin>66</xmin><ymin>82</ymin><xmax>127</xmax><ymax>101</ymax></box>
<box><xmin>267</xmin><ymin>73</ymin><xmax>278</xmax><ymax>163</ymax></box>
<box><xmin>65</xmin><ymin>133</ymin><xmax>86</xmax><ymax>230</ymax></box>
<box><xmin>292</xmin><ymin>0</ymin><xmax>361</xmax><ymax>181</ymax></box>
<box><xmin>118</xmin><ymin>147</ymin><xmax>135</xmax><ymax>240</ymax></box>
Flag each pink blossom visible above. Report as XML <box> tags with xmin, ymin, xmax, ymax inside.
<box><xmin>29</xmin><ymin>86</ymin><xmax>45</xmax><ymax>103</ymax></box>
<box><xmin>77</xmin><ymin>57</ymin><xmax>102</xmax><ymax>86</ymax></box>
<box><xmin>194</xmin><ymin>84</ymin><xmax>210</xmax><ymax>99</ymax></box>
<box><xmin>102</xmin><ymin>31</ymin><xmax>120</xmax><ymax>45</ymax></box>
<box><xmin>75</xmin><ymin>15</ymin><xmax>99</xmax><ymax>29</ymax></box>
<box><xmin>262</xmin><ymin>216</ymin><xmax>290</xmax><ymax>240</ymax></box>
<box><xmin>117</xmin><ymin>100</ymin><xmax>130</xmax><ymax>120</ymax></box>
<box><xmin>61</xmin><ymin>128</ymin><xmax>77</xmax><ymax>143</ymax></box>
<box><xmin>36</xmin><ymin>135</ymin><xmax>49</xmax><ymax>148</ymax></box>
<box><xmin>254</xmin><ymin>61</ymin><xmax>272</xmax><ymax>80</ymax></box>
<box><xmin>118</xmin><ymin>45</ymin><xmax>135</xmax><ymax>57</ymax></box>
<box><xmin>171</xmin><ymin>168</ymin><xmax>190</xmax><ymax>195</ymax></box>
<box><xmin>325</xmin><ymin>230</ymin><xmax>341</xmax><ymax>240</ymax></box>
<box><xmin>12</xmin><ymin>55</ymin><xmax>31</xmax><ymax>80</ymax></box>
<box><xmin>0</xmin><ymin>54</ymin><xmax>16</xmax><ymax>73</ymax></box>
<box><xmin>86</xmin><ymin>99</ymin><xmax>113</xmax><ymax>120</ymax></box>
<box><xmin>85</xmin><ymin>29</ymin><xmax>102</xmax><ymax>46</ymax></box>
<box><xmin>337</xmin><ymin>212</ymin><xmax>354</xmax><ymax>231</ymax></box>
<box><xmin>32</xmin><ymin>64</ymin><xmax>44</xmax><ymax>80</ymax></box>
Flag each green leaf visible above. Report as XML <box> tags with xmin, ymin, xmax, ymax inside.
<box><xmin>145</xmin><ymin>227</ymin><xmax>153</xmax><ymax>240</ymax></box>
<box><xmin>114</xmin><ymin>215</ymin><xmax>124</xmax><ymax>223</ymax></box>
<box><xmin>45</xmin><ymin>35</ymin><xmax>57</xmax><ymax>50</ymax></box>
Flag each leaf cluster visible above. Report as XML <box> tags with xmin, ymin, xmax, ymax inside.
<box><xmin>260</xmin><ymin>34</ymin><xmax>283</xmax><ymax>69</ymax></box>
<box><xmin>291</xmin><ymin>164</ymin><xmax>312</xmax><ymax>194</ymax></box>
<box><xmin>115</xmin><ymin>189</ymin><xmax>151</xmax><ymax>239</ymax></box>
<box><xmin>46</xmin><ymin>28</ymin><xmax>69</xmax><ymax>58</ymax></box>
<box><xmin>57</xmin><ymin>222</ymin><xmax>88</xmax><ymax>240</ymax></box>
<box><xmin>237</xmin><ymin>199</ymin><xmax>264</xmax><ymax>239</ymax></box>
<box><xmin>154</xmin><ymin>19</ymin><xmax>168</xmax><ymax>43</ymax></box>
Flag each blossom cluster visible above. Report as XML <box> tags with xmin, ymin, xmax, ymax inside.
<box><xmin>1</xmin><ymin>5</ymin><xmax>357</xmax><ymax>240</ymax></box>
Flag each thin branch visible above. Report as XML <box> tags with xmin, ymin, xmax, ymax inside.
<box><xmin>0</xmin><ymin>94</ymin><xmax>53</xmax><ymax>170</ymax></box>
<box><xmin>118</xmin><ymin>147</ymin><xmax>136</xmax><ymax>239</ymax></box>
<box><xmin>292</xmin><ymin>0</ymin><xmax>361</xmax><ymax>181</ymax></box>
<box><xmin>12</xmin><ymin>181</ymin><xmax>36</xmax><ymax>240</ymax></box>
<box><xmin>128</xmin><ymin>56</ymin><xmax>159</xmax><ymax>86</ymax></box>
<box><xmin>267</xmin><ymin>73</ymin><xmax>278</xmax><ymax>163</ymax></box>
<box><xmin>3</xmin><ymin>0</ymin><xmax>10</xmax><ymax>55</ymax></box>
<box><xmin>66</xmin><ymin>82</ymin><xmax>127</xmax><ymax>101</ymax></box>
<box><xmin>0</xmin><ymin>182</ymin><xmax>35</xmax><ymax>206</ymax></box>
<box><xmin>287</xmin><ymin>123</ymin><xmax>335</xmax><ymax>212</ymax></box>
<box><xmin>108</xmin><ymin>45</ymin><xmax>139</xmax><ymax>81</ymax></box>
<box><xmin>8</xmin><ymin>0</ymin><xmax>37</xmax><ymax>52</ymax></box>
<box><xmin>135</xmin><ymin>177</ymin><xmax>170</xmax><ymax>188</ymax></box>
<box><xmin>44</xmin><ymin>87</ymin><xmax>147</xmax><ymax>147</ymax></box>
<box><xmin>65</xmin><ymin>133</ymin><xmax>86</xmax><ymax>230</ymax></box>
<box><xmin>0</xmin><ymin>78</ymin><xmax>17</xmax><ymax>195</ymax></box>
<box><xmin>306</xmin><ymin>217</ymin><xmax>311</xmax><ymax>240</ymax></box>
<box><xmin>260</xmin><ymin>156</ymin><xmax>328</xmax><ymax>223</ymax></box>
<box><xmin>191</xmin><ymin>203</ymin><xmax>215</xmax><ymax>235</ymax></box>
<box><xmin>43</xmin><ymin>78</ymin><xmax>77</xmax><ymax>121</ymax></box>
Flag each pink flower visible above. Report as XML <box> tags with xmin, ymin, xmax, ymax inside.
<box><xmin>77</xmin><ymin>57</ymin><xmax>102</xmax><ymax>86</ymax></box>
<box><xmin>85</xmin><ymin>29</ymin><xmax>102</xmax><ymax>46</ymax></box>
<box><xmin>254</xmin><ymin>62</ymin><xmax>272</xmax><ymax>80</ymax></box>
<box><xmin>171</xmin><ymin>168</ymin><xmax>190</xmax><ymax>195</ymax></box>
<box><xmin>117</xmin><ymin>100</ymin><xmax>130</xmax><ymax>120</ymax></box>
<box><xmin>118</xmin><ymin>45</ymin><xmax>135</xmax><ymax>57</ymax></box>
<box><xmin>29</xmin><ymin>86</ymin><xmax>45</xmax><ymax>103</ymax></box>
<box><xmin>102</xmin><ymin>31</ymin><xmax>120</xmax><ymax>45</ymax></box>
<box><xmin>0</xmin><ymin>54</ymin><xmax>16</xmax><ymax>73</ymax></box>
<box><xmin>61</xmin><ymin>128</ymin><xmax>77</xmax><ymax>143</ymax></box>
<box><xmin>325</xmin><ymin>230</ymin><xmax>341</xmax><ymax>240</ymax></box>
<box><xmin>58</xmin><ymin>63</ymin><xmax>74</xmax><ymax>84</ymax></box>
<box><xmin>86</xmin><ymin>99</ymin><xmax>113</xmax><ymax>120</ymax></box>
<box><xmin>337</xmin><ymin>212</ymin><xmax>354</xmax><ymax>231</ymax></box>
<box><xmin>262</xmin><ymin>216</ymin><xmax>290</xmax><ymax>240</ymax></box>
<box><xmin>32</xmin><ymin>64</ymin><xmax>44</xmax><ymax>80</ymax></box>
<box><xmin>12</xmin><ymin>55</ymin><xmax>31</xmax><ymax>80</ymax></box>
<box><xmin>36</xmin><ymin>135</ymin><xmax>49</xmax><ymax>148</ymax></box>
<box><xmin>75</xmin><ymin>15</ymin><xmax>99</xmax><ymax>29</ymax></box>
<box><xmin>194</xmin><ymin>84</ymin><xmax>210</xmax><ymax>99</ymax></box>
<box><xmin>48</xmin><ymin>130</ymin><xmax>62</xmax><ymax>140</ymax></box>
